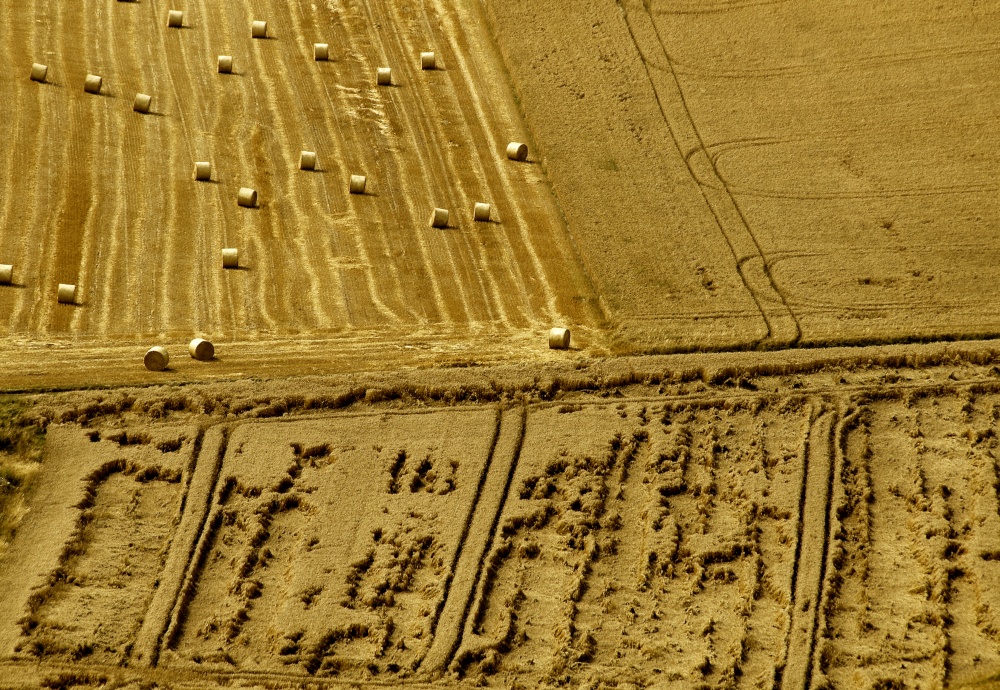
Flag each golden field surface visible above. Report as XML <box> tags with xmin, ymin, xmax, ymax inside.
<box><xmin>6</xmin><ymin>1</ymin><xmax>1000</xmax><ymax>689</ymax></box>
<box><xmin>0</xmin><ymin>0</ymin><xmax>602</xmax><ymax>364</ymax></box>
<box><xmin>4</xmin><ymin>352</ymin><xmax>1000</xmax><ymax>690</ymax></box>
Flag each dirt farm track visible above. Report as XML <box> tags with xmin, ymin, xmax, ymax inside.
<box><xmin>7</xmin><ymin>1</ymin><xmax>1000</xmax><ymax>689</ymax></box>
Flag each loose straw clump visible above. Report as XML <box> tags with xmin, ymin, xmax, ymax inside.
<box><xmin>474</xmin><ymin>202</ymin><xmax>491</xmax><ymax>222</ymax></box>
<box><xmin>299</xmin><ymin>151</ymin><xmax>317</xmax><ymax>170</ymax></box>
<box><xmin>430</xmin><ymin>208</ymin><xmax>449</xmax><ymax>228</ymax></box>
<box><xmin>84</xmin><ymin>74</ymin><xmax>102</xmax><ymax>94</ymax></box>
<box><xmin>506</xmin><ymin>142</ymin><xmax>528</xmax><ymax>161</ymax></box>
<box><xmin>252</xmin><ymin>20</ymin><xmax>268</xmax><ymax>38</ymax></box>
<box><xmin>144</xmin><ymin>346</ymin><xmax>169</xmax><ymax>371</ymax></box>
<box><xmin>548</xmin><ymin>327</ymin><xmax>571</xmax><ymax>350</ymax></box>
<box><xmin>189</xmin><ymin>338</ymin><xmax>215</xmax><ymax>360</ymax></box>
<box><xmin>349</xmin><ymin>174</ymin><xmax>367</xmax><ymax>194</ymax></box>
<box><xmin>133</xmin><ymin>93</ymin><xmax>152</xmax><ymax>113</ymax></box>
<box><xmin>237</xmin><ymin>187</ymin><xmax>257</xmax><ymax>208</ymax></box>
<box><xmin>218</xmin><ymin>55</ymin><xmax>233</xmax><ymax>73</ymax></box>
<box><xmin>30</xmin><ymin>63</ymin><xmax>47</xmax><ymax>83</ymax></box>
<box><xmin>222</xmin><ymin>248</ymin><xmax>239</xmax><ymax>268</ymax></box>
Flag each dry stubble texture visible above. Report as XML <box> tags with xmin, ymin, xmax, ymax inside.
<box><xmin>0</xmin><ymin>0</ymin><xmax>601</xmax><ymax>349</ymax></box>
<box><xmin>480</xmin><ymin>0</ymin><xmax>1000</xmax><ymax>350</ymax></box>
<box><xmin>8</xmin><ymin>363</ymin><xmax>1000</xmax><ymax>686</ymax></box>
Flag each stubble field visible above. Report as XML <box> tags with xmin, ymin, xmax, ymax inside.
<box><xmin>5</xmin><ymin>1</ymin><xmax>1000</xmax><ymax>689</ymax></box>
<box><xmin>6</xmin><ymin>354</ymin><xmax>1000</xmax><ymax>689</ymax></box>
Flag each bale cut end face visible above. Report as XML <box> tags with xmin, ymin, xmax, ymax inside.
<box><xmin>251</xmin><ymin>20</ymin><xmax>268</xmax><ymax>38</ymax></box>
<box><xmin>30</xmin><ymin>63</ymin><xmax>47</xmax><ymax>83</ymax></box>
<box><xmin>57</xmin><ymin>283</ymin><xmax>77</xmax><ymax>304</ymax></box>
<box><xmin>189</xmin><ymin>338</ymin><xmax>215</xmax><ymax>360</ymax></box>
<box><xmin>474</xmin><ymin>202</ymin><xmax>491</xmax><ymax>222</ymax></box>
<box><xmin>222</xmin><ymin>248</ymin><xmax>239</xmax><ymax>269</ymax></box>
<box><xmin>430</xmin><ymin>208</ymin><xmax>449</xmax><ymax>228</ymax></box>
<box><xmin>376</xmin><ymin>67</ymin><xmax>392</xmax><ymax>86</ymax></box>
<box><xmin>167</xmin><ymin>10</ymin><xmax>183</xmax><ymax>27</ymax></box>
<box><xmin>299</xmin><ymin>151</ymin><xmax>317</xmax><ymax>170</ymax></box>
<box><xmin>193</xmin><ymin>161</ymin><xmax>212</xmax><ymax>181</ymax></box>
<box><xmin>0</xmin><ymin>264</ymin><xmax>12</xmax><ymax>285</ymax></box>
<box><xmin>218</xmin><ymin>55</ymin><xmax>234</xmax><ymax>73</ymax></box>
<box><xmin>548</xmin><ymin>327</ymin><xmax>571</xmax><ymax>350</ymax></box>
<box><xmin>237</xmin><ymin>187</ymin><xmax>258</xmax><ymax>208</ymax></box>
<box><xmin>506</xmin><ymin>142</ymin><xmax>528</xmax><ymax>161</ymax></box>
<box><xmin>421</xmin><ymin>52</ymin><xmax>436</xmax><ymax>70</ymax></box>
<box><xmin>84</xmin><ymin>75</ymin><xmax>102</xmax><ymax>94</ymax></box>
<box><xmin>144</xmin><ymin>346</ymin><xmax>169</xmax><ymax>371</ymax></box>
<box><xmin>314</xmin><ymin>43</ymin><xmax>329</xmax><ymax>61</ymax></box>
<box><xmin>133</xmin><ymin>93</ymin><xmax>152</xmax><ymax>114</ymax></box>
<box><xmin>349</xmin><ymin>174</ymin><xmax>367</xmax><ymax>195</ymax></box>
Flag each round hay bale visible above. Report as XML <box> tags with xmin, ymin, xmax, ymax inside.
<box><xmin>167</xmin><ymin>10</ymin><xmax>183</xmax><ymax>27</ymax></box>
<box><xmin>144</xmin><ymin>346</ymin><xmax>169</xmax><ymax>371</ymax></box>
<box><xmin>193</xmin><ymin>161</ymin><xmax>211</xmax><ymax>181</ymax></box>
<box><xmin>421</xmin><ymin>51</ymin><xmax>436</xmax><ymax>70</ymax></box>
<box><xmin>0</xmin><ymin>264</ymin><xmax>12</xmax><ymax>285</ymax></box>
<box><xmin>84</xmin><ymin>74</ymin><xmax>102</xmax><ymax>94</ymax></box>
<box><xmin>29</xmin><ymin>63</ymin><xmax>47</xmax><ymax>83</ymax></box>
<box><xmin>133</xmin><ymin>93</ymin><xmax>152</xmax><ymax>114</ymax></box>
<box><xmin>430</xmin><ymin>207</ymin><xmax>449</xmax><ymax>228</ymax></box>
<box><xmin>57</xmin><ymin>283</ymin><xmax>76</xmax><ymax>304</ymax></box>
<box><xmin>349</xmin><ymin>174</ymin><xmax>367</xmax><ymax>195</ymax></box>
<box><xmin>548</xmin><ymin>327</ymin><xmax>571</xmax><ymax>350</ymax></box>
<box><xmin>237</xmin><ymin>187</ymin><xmax>257</xmax><ymax>208</ymax></box>
<box><xmin>376</xmin><ymin>67</ymin><xmax>392</xmax><ymax>86</ymax></box>
<box><xmin>473</xmin><ymin>202</ymin><xmax>491</xmax><ymax>222</ymax></box>
<box><xmin>506</xmin><ymin>142</ymin><xmax>528</xmax><ymax>161</ymax></box>
<box><xmin>222</xmin><ymin>248</ymin><xmax>239</xmax><ymax>269</ymax></box>
<box><xmin>299</xmin><ymin>151</ymin><xmax>317</xmax><ymax>170</ymax></box>
<box><xmin>314</xmin><ymin>43</ymin><xmax>329</xmax><ymax>61</ymax></box>
<box><xmin>189</xmin><ymin>338</ymin><xmax>215</xmax><ymax>360</ymax></box>
<box><xmin>251</xmin><ymin>20</ymin><xmax>268</xmax><ymax>38</ymax></box>
<box><xmin>218</xmin><ymin>55</ymin><xmax>233</xmax><ymax>73</ymax></box>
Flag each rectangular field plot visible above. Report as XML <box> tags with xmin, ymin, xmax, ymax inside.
<box><xmin>453</xmin><ymin>400</ymin><xmax>812</xmax><ymax>689</ymax></box>
<box><xmin>818</xmin><ymin>391</ymin><xmax>1000</xmax><ymax>689</ymax></box>
<box><xmin>0</xmin><ymin>0</ymin><xmax>600</xmax><ymax>344</ymax></box>
<box><xmin>160</xmin><ymin>408</ymin><xmax>500</xmax><ymax>679</ymax></box>
<box><xmin>0</xmin><ymin>424</ymin><xmax>198</xmax><ymax>665</ymax></box>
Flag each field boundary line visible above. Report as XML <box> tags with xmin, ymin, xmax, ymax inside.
<box><xmin>780</xmin><ymin>403</ymin><xmax>837</xmax><ymax>690</ymax></box>
<box><xmin>130</xmin><ymin>425</ymin><xmax>218</xmax><ymax>667</ymax></box>
<box><xmin>130</xmin><ymin>427</ymin><xmax>211</xmax><ymax>666</ymax></box>
<box><xmin>440</xmin><ymin>405</ymin><xmax>527</xmax><ymax>674</ymax></box>
<box><xmin>418</xmin><ymin>406</ymin><xmax>507</xmax><ymax>675</ymax></box>
<box><xmin>159</xmin><ymin>424</ymin><xmax>232</xmax><ymax>655</ymax></box>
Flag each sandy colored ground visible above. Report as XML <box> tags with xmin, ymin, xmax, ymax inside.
<box><xmin>5</xmin><ymin>352</ymin><xmax>1000</xmax><ymax>689</ymax></box>
<box><xmin>481</xmin><ymin>0</ymin><xmax>1000</xmax><ymax>351</ymax></box>
<box><xmin>0</xmin><ymin>0</ymin><xmax>601</xmax><ymax>352</ymax></box>
<box><xmin>6</xmin><ymin>0</ymin><xmax>1000</xmax><ymax>689</ymax></box>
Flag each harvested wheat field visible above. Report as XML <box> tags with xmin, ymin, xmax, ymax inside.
<box><xmin>6</xmin><ymin>0</ymin><xmax>1000</xmax><ymax>689</ymax></box>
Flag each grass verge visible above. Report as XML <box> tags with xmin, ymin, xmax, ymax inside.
<box><xmin>0</xmin><ymin>396</ymin><xmax>46</xmax><ymax>557</ymax></box>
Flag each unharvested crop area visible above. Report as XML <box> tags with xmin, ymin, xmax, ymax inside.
<box><xmin>5</xmin><ymin>0</ymin><xmax>1000</xmax><ymax>689</ymax></box>
<box><xmin>2</xmin><ymin>355</ymin><xmax>1000</xmax><ymax>688</ymax></box>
